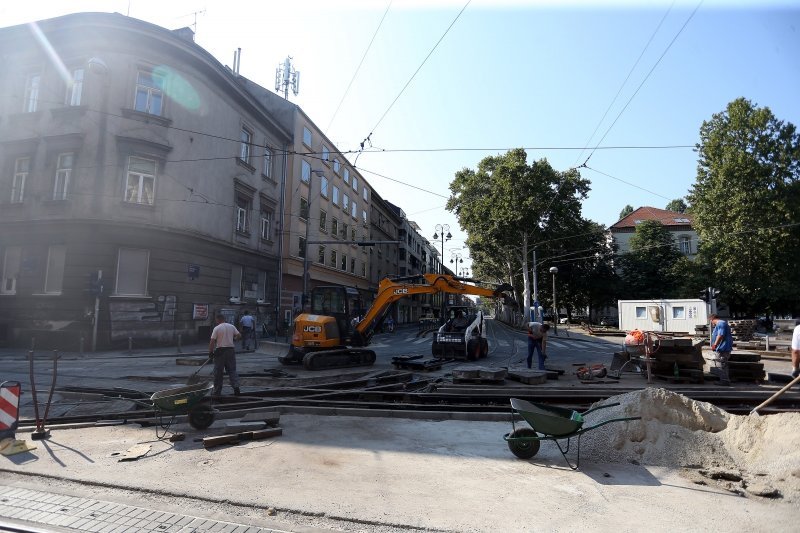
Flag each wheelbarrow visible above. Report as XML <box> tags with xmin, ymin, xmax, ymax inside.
<box><xmin>503</xmin><ymin>398</ymin><xmax>641</xmax><ymax>470</ymax></box>
<box><xmin>131</xmin><ymin>382</ymin><xmax>216</xmax><ymax>439</ymax></box>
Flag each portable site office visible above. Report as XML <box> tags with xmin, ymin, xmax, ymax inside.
<box><xmin>617</xmin><ymin>299</ymin><xmax>709</xmax><ymax>334</ymax></box>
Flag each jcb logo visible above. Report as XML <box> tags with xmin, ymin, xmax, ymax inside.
<box><xmin>303</xmin><ymin>325</ymin><xmax>322</xmax><ymax>333</ymax></box>
<box><xmin>393</xmin><ymin>288</ymin><xmax>408</xmax><ymax>295</ymax></box>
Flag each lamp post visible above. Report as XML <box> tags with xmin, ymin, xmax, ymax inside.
<box><xmin>450</xmin><ymin>252</ymin><xmax>464</xmax><ymax>276</ymax></box>
<box><xmin>549</xmin><ymin>266</ymin><xmax>559</xmax><ymax>335</ymax></box>
<box><xmin>432</xmin><ymin>224</ymin><xmax>451</xmax><ymax>274</ymax></box>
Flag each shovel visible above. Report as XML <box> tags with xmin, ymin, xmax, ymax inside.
<box><xmin>187</xmin><ymin>354</ymin><xmax>214</xmax><ymax>385</ymax></box>
<box><xmin>750</xmin><ymin>373</ymin><xmax>800</xmax><ymax>416</ymax></box>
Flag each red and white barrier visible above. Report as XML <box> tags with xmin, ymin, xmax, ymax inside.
<box><xmin>0</xmin><ymin>381</ymin><xmax>21</xmax><ymax>436</ymax></box>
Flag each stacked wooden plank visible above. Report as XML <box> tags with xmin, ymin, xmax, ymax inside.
<box><xmin>728</xmin><ymin>351</ymin><xmax>765</xmax><ymax>382</ymax></box>
<box><xmin>651</xmin><ymin>337</ymin><xmax>706</xmax><ymax>384</ymax></box>
<box><xmin>729</xmin><ymin>319</ymin><xmax>756</xmax><ymax>341</ymax></box>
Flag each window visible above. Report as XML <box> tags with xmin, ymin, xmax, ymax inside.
<box><xmin>318</xmin><ymin>245</ymin><xmax>326</xmax><ymax>264</ymax></box>
<box><xmin>302</xmin><ymin>126</ymin><xmax>312</xmax><ymax>147</ymax></box>
<box><xmin>363</xmin><ymin>187</ymin><xmax>368</xmax><ymax>201</ymax></box>
<box><xmin>301</xmin><ymin>160</ymin><xmax>311</xmax><ymax>183</ymax></box>
<box><xmin>298</xmin><ymin>236</ymin><xmax>306</xmax><ymax>258</ymax></box>
<box><xmin>343</xmin><ymin>194</ymin><xmax>350</xmax><ymax>212</ymax></box>
<box><xmin>260</xmin><ymin>211</ymin><xmax>272</xmax><ymax>240</ymax></box>
<box><xmin>320</xmin><ymin>176</ymin><xmax>329</xmax><ymax>197</ymax></box>
<box><xmin>680</xmin><ymin>236</ymin><xmax>691</xmax><ymax>255</ymax></box>
<box><xmin>319</xmin><ymin>209</ymin><xmax>327</xmax><ymax>232</ymax></box>
<box><xmin>341</xmin><ymin>223</ymin><xmax>348</xmax><ymax>240</ymax></box>
<box><xmin>322</xmin><ymin>146</ymin><xmax>330</xmax><ymax>161</ymax></box>
<box><xmin>362</xmin><ymin>210</ymin><xmax>367</xmax><ymax>224</ymax></box>
<box><xmin>23</xmin><ymin>73</ymin><xmax>40</xmax><ymax>113</ymax></box>
<box><xmin>262</xmin><ymin>147</ymin><xmax>272</xmax><ymax>178</ymax></box>
<box><xmin>53</xmin><ymin>153</ymin><xmax>74</xmax><ymax>200</ymax></box>
<box><xmin>1</xmin><ymin>246</ymin><xmax>21</xmax><ymax>295</ymax></box>
<box><xmin>332</xmin><ymin>217</ymin><xmax>339</xmax><ymax>237</ymax></box>
<box><xmin>44</xmin><ymin>245</ymin><xmax>66</xmax><ymax>294</ymax></box>
<box><xmin>351</xmin><ymin>228</ymin><xmax>356</xmax><ymax>241</ymax></box>
<box><xmin>235</xmin><ymin>193</ymin><xmax>251</xmax><ymax>234</ymax></box>
<box><xmin>361</xmin><ymin>262</ymin><xmax>366</xmax><ymax>277</ymax></box>
<box><xmin>300</xmin><ymin>197</ymin><xmax>309</xmax><ymax>220</ymax></box>
<box><xmin>352</xmin><ymin>176</ymin><xmax>358</xmax><ymax>191</ymax></box>
<box><xmin>341</xmin><ymin>253</ymin><xmax>347</xmax><ymax>271</ymax></box>
<box><xmin>11</xmin><ymin>157</ymin><xmax>30</xmax><ymax>203</ymax></box>
<box><xmin>332</xmin><ymin>186</ymin><xmax>340</xmax><ymax>206</ymax></box>
<box><xmin>635</xmin><ymin>306</ymin><xmax>646</xmax><ymax>319</ymax></box>
<box><xmin>134</xmin><ymin>70</ymin><xmax>164</xmax><ymax>116</ymax></box>
<box><xmin>333</xmin><ymin>159</ymin><xmax>340</xmax><ymax>174</ymax></box>
<box><xmin>343</xmin><ymin>168</ymin><xmax>349</xmax><ymax>185</ymax></box>
<box><xmin>239</xmin><ymin>127</ymin><xmax>252</xmax><ymax>163</ymax></box>
<box><xmin>230</xmin><ymin>265</ymin><xmax>242</xmax><ymax>299</ymax></box>
<box><xmin>672</xmin><ymin>306</ymin><xmax>685</xmax><ymax>319</ymax></box>
<box><xmin>65</xmin><ymin>68</ymin><xmax>84</xmax><ymax>106</ymax></box>
<box><xmin>124</xmin><ymin>157</ymin><xmax>156</xmax><ymax>205</ymax></box>
<box><xmin>351</xmin><ymin>201</ymin><xmax>357</xmax><ymax>219</ymax></box>
<box><xmin>329</xmin><ymin>250</ymin><xmax>338</xmax><ymax>268</ymax></box>
<box><xmin>115</xmin><ymin>248</ymin><xmax>149</xmax><ymax>296</ymax></box>
<box><xmin>350</xmin><ymin>257</ymin><xmax>356</xmax><ymax>274</ymax></box>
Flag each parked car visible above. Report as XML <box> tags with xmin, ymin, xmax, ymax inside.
<box><xmin>599</xmin><ymin>316</ymin><xmax>618</xmax><ymax>327</ymax></box>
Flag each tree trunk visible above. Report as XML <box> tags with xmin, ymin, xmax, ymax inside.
<box><xmin>521</xmin><ymin>232</ymin><xmax>530</xmax><ymax>324</ymax></box>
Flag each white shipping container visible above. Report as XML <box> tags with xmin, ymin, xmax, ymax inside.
<box><xmin>617</xmin><ymin>299</ymin><xmax>708</xmax><ymax>334</ymax></box>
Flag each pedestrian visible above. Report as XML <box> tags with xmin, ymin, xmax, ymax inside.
<box><xmin>526</xmin><ymin>321</ymin><xmax>550</xmax><ymax>370</ymax></box>
<box><xmin>209</xmin><ymin>313</ymin><xmax>242</xmax><ymax>396</ymax></box>
<box><xmin>710</xmin><ymin>314</ymin><xmax>733</xmax><ymax>386</ymax></box>
<box><xmin>239</xmin><ymin>310</ymin><xmax>255</xmax><ymax>351</ymax></box>
<box><xmin>791</xmin><ymin>323</ymin><xmax>800</xmax><ymax>379</ymax></box>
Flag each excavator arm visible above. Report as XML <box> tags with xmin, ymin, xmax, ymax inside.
<box><xmin>354</xmin><ymin>274</ymin><xmax>513</xmax><ymax>345</ymax></box>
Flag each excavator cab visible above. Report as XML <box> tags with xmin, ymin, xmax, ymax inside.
<box><xmin>310</xmin><ymin>286</ymin><xmax>364</xmax><ymax>342</ymax></box>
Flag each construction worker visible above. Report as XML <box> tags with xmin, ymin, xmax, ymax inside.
<box><xmin>209</xmin><ymin>313</ymin><xmax>242</xmax><ymax>396</ymax></box>
<box><xmin>527</xmin><ymin>321</ymin><xmax>550</xmax><ymax>370</ymax></box>
<box><xmin>710</xmin><ymin>314</ymin><xmax>733</xmax><ymax>386</ymax></box>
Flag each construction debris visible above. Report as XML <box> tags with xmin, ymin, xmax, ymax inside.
<box><xmin>203</xmin><ymin>428</ymin><xmax>283</xmax><ymax>449</ymax></box>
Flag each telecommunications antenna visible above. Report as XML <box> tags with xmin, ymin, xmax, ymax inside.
<box><xmin>275</xmin><ymin>56</ymin><xmax>300</xmax><ymax>100</ymax></box>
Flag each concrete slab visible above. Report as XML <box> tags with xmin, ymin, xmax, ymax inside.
<box><xmin>1</xmin><ymin>414</ymin><xmax>797</xmax><ymax>532</ymax></box>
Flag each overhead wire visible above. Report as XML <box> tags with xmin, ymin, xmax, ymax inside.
<box><xmin>325</xmin><ymin>0</ymin><xmax>393</xmax><ymax>135</ymax></box>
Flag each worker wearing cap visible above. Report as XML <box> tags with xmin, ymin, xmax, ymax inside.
<box><xmin>710</xmin><ymin>314</ymin><xmax>733</xmax><ymax>386</ymax></box>
<box><xmin>527</xmin><ymin>321</ymin><xmax>550</xmax><ymax>370</ymax></box>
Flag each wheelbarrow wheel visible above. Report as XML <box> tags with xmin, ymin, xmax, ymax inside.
<box><xmin>188</xmin><ymin>405</ymin><xmax>215</xmax><ymax>430</ymax></box>
<box><xmin>508</xmin><ymin>428</ymin><xmax>540</xmax><ymax>459</ymax></box>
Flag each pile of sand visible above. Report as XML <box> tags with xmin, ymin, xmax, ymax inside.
<box><xmin>577</xmin><ymin>388</ymin><xmax>800</xmax><ymax>501</ymax></box>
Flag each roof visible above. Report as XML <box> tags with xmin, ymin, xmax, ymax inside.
<box><xmin>610</xmin><ymin>206</ymin><xmax>694</xmax><ymax>230</ymax></box>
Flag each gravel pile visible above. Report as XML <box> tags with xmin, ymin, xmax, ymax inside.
<box><xmin>578</xmin><ymin>387</ymin><xmax>800</xmax><ymax>501</ymax></box>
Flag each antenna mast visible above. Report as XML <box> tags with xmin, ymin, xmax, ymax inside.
<box><xmin>275</xmin><ymin>56</ymin><xmax>300</xmax><ymax>100</ymax></box>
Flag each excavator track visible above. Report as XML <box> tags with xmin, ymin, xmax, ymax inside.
<box><xmin>302</xmin><ymin>348</ymin><xmax>377</xmax><ymax>371</ymax></box>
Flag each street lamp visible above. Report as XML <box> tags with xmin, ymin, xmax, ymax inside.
<box><xmin>432</xmin><ymin>224</ymin><xmax>451</xmax><ymax>274</ymax></box>
<box><xmin>450</xmin><ymin>252</ymin><xmax>464</xmax><ymax>275</ymax></box>
<box><xmin>549</xmin><ymin>266</ymin><xmax>558</xmax><ymax>335</ymax></box>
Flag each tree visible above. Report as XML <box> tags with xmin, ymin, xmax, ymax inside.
<box><xmin>687</xmin><ymin>97</ymin><xmax>800</xmax><ymax>315</ymax></box>
<box><xmin>619</xmin><ymin>220</ymin><xmax>683</xmax><ymax>299</ymax></box>
<box><xmin>447</xmin><ymin>149</ymin><xmax>590</xmax><ymax>322</ymax></box>
<box><xmin>619</xmin><ymin>205</ymin><xmax>634</xmax><ymax>220</ymax></box>
<box><xmin>665</xmin><ymin>198</ymin><xmax>687</xmax><ymax>213</ymax></box>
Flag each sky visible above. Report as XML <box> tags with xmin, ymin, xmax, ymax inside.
<box><xmin>3</xmin><ymin>0</ymin><xmax>799</xmax><ymax>273</ymax></box>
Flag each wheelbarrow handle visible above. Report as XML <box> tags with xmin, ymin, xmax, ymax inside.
<box><xmin>580</xmin><ymin>402</ymin><xmax>621</xmax><ymax>417</ymax></box>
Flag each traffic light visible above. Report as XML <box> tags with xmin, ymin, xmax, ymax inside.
<box><xmin>699</xmin><ymin>288</ymin><xmax>710</xmax><ymax>302</ymax></box>
<box><xmin>711</xmin><ymin>288</ymin><xmax>721</xmax><ymax>302</ymax></box>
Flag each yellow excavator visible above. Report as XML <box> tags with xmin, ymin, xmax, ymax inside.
<box><xmin>280</xmin><ymin>274</ymin><xmax>514</xmax><ymax>370</ymax></box>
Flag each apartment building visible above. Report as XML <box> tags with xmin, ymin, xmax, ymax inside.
<box><xmin>0</xmin><ymin>13</ymin><xmax>291</xmax><ymax>348</ymax></box>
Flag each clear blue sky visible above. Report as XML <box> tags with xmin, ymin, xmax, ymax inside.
<box><xmin>4</xmin><ymin>1</ymin><xmax>799</xmax><ymax>271</ymax></box>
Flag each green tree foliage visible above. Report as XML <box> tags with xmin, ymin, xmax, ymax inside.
<box><xmin>619</xmin><ymin>220</ymin><xmax>684</xmax><ymax>299</ymax></box>
<box><xmin>619</xmin><ymin>205</ymin><xmax>634</xmax><ymax>220</ymax></box>
<box><xmin>665</xmin><ymin>198</ymin><xmax>688</xmax><ymax>213</ymax></box>
<box><xmin>687</xmin><ymin>97</ymin><xmax>800</xmax><ymax>314</ymax></box>
<box><xmin>447</xmin><ymin>149</ymin><xmax>590</xmax><ymax>318</ymax></box>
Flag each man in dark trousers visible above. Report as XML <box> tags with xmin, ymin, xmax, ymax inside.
<box><xmin>710</xmin><ymin>314</ymin><xmax>733</xmax><ymax>386</ymax></box>
<box><xmin>239</xmin><ymin>310</ymin><xmax>255</xmax><ymax>351</ymax></box>
<box><xmin>527</xmin><ymin>321</ymin><xmax>550</xmax><ymax>370</ymax></box>
<box><xmin>209</xmin><ymin>313</ymin><xmax>242</xmax><ymax>396</ymax></box>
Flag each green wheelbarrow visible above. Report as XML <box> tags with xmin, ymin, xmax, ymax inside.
<box><xmin>132</xmin><ymin>382</ymin><xmax>216</xmax><ymax>438</ymax></box>
<box><xmin>503</xmin><ymin>398</ymin><xmax>641</xmax><ymax>470</ymax></box>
